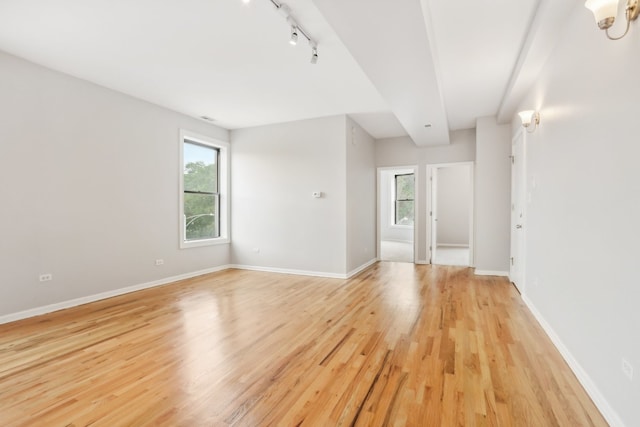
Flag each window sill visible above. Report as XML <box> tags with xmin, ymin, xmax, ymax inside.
<box><xmin>390</xmin><ymin>224</ymin><xmax>414</xmax><ymax>229</ymax></box>
<box><xmin>180</xmin><ymin>237</ymin><xmax>230</xmax><ymax>249</ymax></box>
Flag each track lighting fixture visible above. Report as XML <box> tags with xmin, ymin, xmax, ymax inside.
<box><xmin>269</xmin><ymin>0</ymin><xmax>319</xmax><ymax>64</ymax></box>
<box><xmin>289</xmin><ymin>24</ymin><xmax>298</xmax><ymax>45</ymax></box>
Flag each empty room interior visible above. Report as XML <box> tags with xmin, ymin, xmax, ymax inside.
<box><xmin>0</xmin><ymin>0</ymin><xmax>639</xmax><ymax>426</ymax></box>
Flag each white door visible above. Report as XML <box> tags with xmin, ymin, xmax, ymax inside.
<box><xmin>430</xmin><ymin>168</ymin><xmax>438</xmax><ymax>263</ymax></box>
<box><xmin>510</xmin><ymin>131</ymin><xmax>526</xmax><ymax>292</ymax></box>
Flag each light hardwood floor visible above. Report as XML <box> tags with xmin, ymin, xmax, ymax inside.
<box><xmin>0</xmin><ymin>263</ymin><xmax>606</xmax><ymax>426</ymax></box>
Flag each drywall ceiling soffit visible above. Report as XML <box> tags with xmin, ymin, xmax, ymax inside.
<box><xmin>312</xmin><ymin>0</ymin><xmax>450</xmax><ymax>146</ymax></box>
<box><xmin>497</xmin><ymin>0</ymin><xmax>581</xmax><ymax>123</ymax></box>
<box><xmin>0</xmin><ymin>0</ymin><xmax>396</xmax><ymax>134</ymax></box>
<box><xmin>347</xmin><ymin>112</ymin><xmax>408</xmax><ymax>140</ymax></box>
<box><xmin>424</xmin><ymin>0</ymin><xmax>540</xmax><ymax>131</ymax></box>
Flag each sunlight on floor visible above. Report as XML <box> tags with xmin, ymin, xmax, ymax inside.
<box><xmin>380</xmin><ymin>240</ymin><xmax>413</xmax><ymax>263</ymax></box>
<box><xmin>433</xmin><ymin>246</ymin><xmax>469</xmax><ymax>266</ymax></box>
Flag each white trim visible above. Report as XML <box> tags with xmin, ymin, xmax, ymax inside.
<box><xmin>346</xmin><ymin>258</ymin><xmax>378</xmax><ymax>278</ymax></box>
<box><xmin>231</xmin><ymin>265</ymin><xmax>346</xmax><ymax>279</ymax></box>
<box><xmin>381</xmin><ymin>238</ymin><xmax>413</xmax><ymax>244</ymax></box>
<box><xmin>388</xmin><ymin>168</ymin><xmax>415</xmax><ymax>229</ymax></box>
<box><xmin>437</xmin><ymin>243</ymin><xmax>469</xmax><ymax>248</ymax></box>
<box><xmin>0</xmin><ymin>265</ymin><xmax>230</xmax><ymax>325</ymax></box>
<box><xmin>179</xmin><ymin>129</ymin><xmax>230</xmax><ymax>249</ymax></box>
<box><xmin>474</xmin><ymin>269</ymin><xmax>509</xmax><ymax>277</ymax></box>
<box><xmin>0</xmin><ymin>261</ymin><xmax>380</xmax><ymax>325</ymax></box>
<box><xmin>426</xmin><ymin>161</ymin><xmax>475</xmax><ymax>266</ymax></box>
<box><xmin>509</xmin><ymin>127</ymin><xmax>527</xmax><ymax>293</ymax></box>
<box><xmin>415</xmin><ymin>259</ymin><xmax>429</xmax><ymax>265</ymax></box>
<box><xmin>231</xmin><ymin>259</ymin><xmax>377</xmax><ymax>280</ymax></box>
<box><xmin>522</xmin><ymin>295</ymin><xmax>625</xmax><ymax>427</ymax></box>
<box><xmin>389</xmin><ymin>224</ymin><xmax>414</xmax><ymax>230</ymax></box>
<box><xmin>377</xmin><ymin>166</ymin><xmax>418</xmax><ymax>264</ymax></box>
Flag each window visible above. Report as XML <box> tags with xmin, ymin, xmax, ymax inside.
<box><xmin>180</xmin><ymin>130</ymin><xmax>229</xmax><ymax>248</ymax></box>
<box><xmin>394</xmin><ymin>173</ymin><xmax>414</xmax><ymax>226</ymax></box>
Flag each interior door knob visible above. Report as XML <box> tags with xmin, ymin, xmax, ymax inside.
<box><xmin>516</xmin><ymin>224</ymin><xmax>523</xmax><ymax>229</ymax></box>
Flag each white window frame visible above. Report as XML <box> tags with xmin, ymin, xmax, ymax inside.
<box><xmin>179</xmin><ymin>129</ymin><xmax>230</xmax><ymax>248</ymax></box>
<box><xmin>391</xmin><ymin>172</ymin><xmax>415</xmax><ymax>228</ymax></box>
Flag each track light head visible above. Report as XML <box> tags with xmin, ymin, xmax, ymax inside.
<box><xmin>273</xmin><ymin>1</ymin><xmax>319</xmax><ymax>64</ymax></box>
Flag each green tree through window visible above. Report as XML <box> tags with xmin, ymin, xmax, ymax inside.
<box><xmin>395</xmin><ymin>173</ymin><xmax>414</xmax><ymax>226</ymax></box>
<box><xmin>183</xmin><ymin>141</ymin><xmax>219</xmax><ymax>240</ymax></box>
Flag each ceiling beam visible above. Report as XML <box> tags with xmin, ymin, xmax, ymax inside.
<box><xmin>497</xmin><ymin>0</ymin><xmax>579</xmax><ymax>124</ymax></box>
<box><xmin>312</xmin><ymin>0</ymin><xmax>450</xmax><ymax>146</ymax></box>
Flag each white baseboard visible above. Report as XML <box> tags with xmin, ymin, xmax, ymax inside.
<box><xmin>474</xmin><ymin>269</ymin><xmax>509</xmax><ymax>277</ymax></box>
<box><xmin>346</xmin><ymin>258</ymin><xmax>378</xmax><ymax>278</ymax></box>
<box><xmin>0</xmin><ymin>265</ymin><xmax>231</xmax><ymax>326</ymax></box>
<box><xmin>230</xmin><ymin>264</ymin><xmax>347</xmax><ymax>279</ymax></box>
<box><xmin>437</xmin><ymin>243</ymin><xmax>469</xmax><ymax>248</ymax></box>
<box><xmin>415</xmin><ymin>259</ymin><xmax>429</xmax><ymax>265</ymax></box>
<box><xmin>0</xmin><ymin>260</ymin><xmax>379</xmax><ymax>325</ymax></box>
<box><xmin>522</xmin><ymin>295</ymin><xmax>625</xmax><ymax>427</ymax></box>
<box><xmin>231</xmin><ymin>259</ymin><xmax>377</xmax><ymax>280</ymax></box>
<box><xmin>381</xmin><ymin>239</ymin><xmax>413</xmax><ymax>244</ymax></box>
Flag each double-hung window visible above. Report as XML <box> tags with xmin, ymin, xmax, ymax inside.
<box><xmin>180</xmin><ymin>130</ymin><xmax>229</xmax><ymax>248</ymax></box>
<box><xmin>394</xmin><ymin>173</ymin><xmax>414</xmax><ymax>226</ymax></box>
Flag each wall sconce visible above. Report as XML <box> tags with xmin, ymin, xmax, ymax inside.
<box><xmin>518</xmin><ymin>110</ymin><xmax>540</xmax><ymax>133</ymax></box>
<box><xmin>585</xmin><ymin>0</ymin><xmax>639</xmax><ymax>40</ymax></box>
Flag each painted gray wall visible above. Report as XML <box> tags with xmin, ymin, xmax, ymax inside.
<box><xmin>516</xmin><ymin>6</ymin><xmax>640</xmax><ymax>426</ymax></box>
<box><xmin>474</xmin><ymin>116</ymin><xmax>511</xmax><ymax>272</ymax></box>
<box><xmin>346</xmin><ymin>117</ymin><xmax>377</xmax><ymax>273</ymax></box>
<box><xmin>376</xmin><ymin>129</ymin><xmax>475</xmax><ymax>262</ymax></box>
<box><xmin>0</xmin><ymin>51</ymin><xmax>230</xmax><ymax>317</ymax></box>
<box><xmin>230</xmin><ymin>116</ymin><xmax>348</xmax><ymax>275</ymax></box>
<box><xmin>437</xmin><ymin>165</ymin><xmax>471</xmax><ymax>246</ymax></box>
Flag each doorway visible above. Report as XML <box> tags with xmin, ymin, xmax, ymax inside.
<box><xmin>377</xmin><ymin>167</ymin><xmax>417</xmax><ymax>263</ymax></box>
<box><xmin>426</xmin><ymin>162</ymin><xmax>474</xmax><ymax>266</ymax></box>
<box><xmin>510</xmin><ymin>129</ymin><xmax>526</xmax><ymax>292</ymax></box>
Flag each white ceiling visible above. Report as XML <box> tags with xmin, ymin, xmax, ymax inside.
<box><xmin>426</xmin><ymin>0</ymin><xmax>539</xmax><ymax>130</ymax></box>
<box><xmin>0</xmin><ymin>0</ymin><xmax>580</xmax><ymax>145</ymax></box>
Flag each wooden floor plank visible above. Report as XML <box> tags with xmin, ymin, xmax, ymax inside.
<box><xmin>0</xmin><ymin>263</ymin><xmax>607</xmax><ymax>426</ymax></box>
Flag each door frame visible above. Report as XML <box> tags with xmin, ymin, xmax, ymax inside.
<box><xmin>376</xmin><ymin>166</ymin><xmax>418</xmax><ymax>263</ymax></box>
<box><xmin>426</xmin><ymin>162</ymin><xmax>475</xmax><ymax>266</ymax></box>
<box><xmin>510</xmin><ymin>128</ymin><xmax>527</xmax><ymax>292</ymax></box>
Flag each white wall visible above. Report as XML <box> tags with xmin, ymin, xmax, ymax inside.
<box><xmin>436</xmin><ymin>165</ymin><xmax>470</xmax><ymax>246</ymax></box>
<box><xmin>475</xmin><ymin>117</ymin><xmax>511</xmax><ymax>273</ymax></box>
<box><xmin>516</xmin><ymin>6</ymin><xmax>640</xmax><ymax>426</ymax></box>
<box><xmin>379</xmin><ymin>169</ymin><xmax>414</xmax><ymax>243</ymax></box>
<box><xmin>376</xmin><ymin>129</ymin><xmax>475</xmax><ymax>262</ymax></box>
<box><xmin>230</xmin><ymin>116</ymin><xmax>348</xmax><ymax>275</ymax></box>
<box><xmin>346</xmin><ymin>117</ymin><xmax>377</xmax><ymax>273</ymax></box>
<box><xmin>0</xmin><ymin>51</ymin><xmax>230</xmax><ymax>318</ymax></box>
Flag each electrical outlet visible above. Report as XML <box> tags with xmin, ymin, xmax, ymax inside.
<box><xmin>622</xmin><ymin>358</ymin><xmax>634</xmax><ymax>380</ymax></box>
<box><xmin>252</xmin><ymin>247</ymin><xmax>260</xmax><ymax>254</ymax></box>
<box><xmin>39</xmin><ymin>274</ymin><xmax>53</xmax><ymax>282</ymax></box>
<box><xmin>155</xmin><ymin>259</ymin><xmax>164</xmax><ymax>266</ymax></box>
